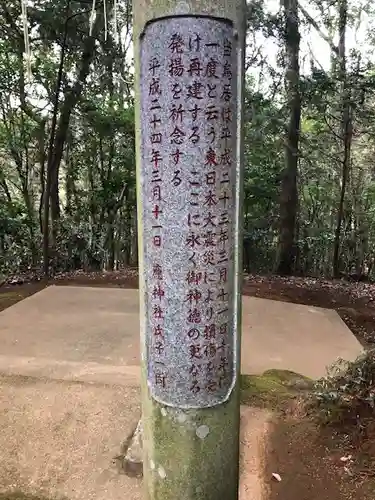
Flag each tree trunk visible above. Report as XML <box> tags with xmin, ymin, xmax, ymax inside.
<box><xmin>277</xmin><ymin>0</ymin><xmax>301</xmax><ymax>275</ymax></box>
<box><xmin>22</xmin><ymin>186</ymin><xmax>38</xmax><ymax>267</ymax></box>
<box><xmin>65</xmin><ymin>137</ymin><xmax>76</xmax><ymax>216</ymax></box>
<box><xmin>0</xmin><ymin>172</ymin><xmax>12</xmax><ymax>204</ymax></box>
<box><xmin>38</xmin><ymin>121</ymin><xmax>46</xmax><ymax>234</ymax></box>
<box><xmin>106</xmin><ymin>218</ymin><xmax>115</xmax><ymax>271</ymax></box>
<box><xmin>43</xmin><ymin>9</ymin><xmax>101</xmax><ymax>275</ymax></box>
<box><xmin>43</xmin><ymin>41</ymin><xmax>66</xmax><ymax>277</ymax></box>
<box><xmin>333</xmin><ymin>0</ymin><xmax>351</xmax><ymax>278</ymax></box>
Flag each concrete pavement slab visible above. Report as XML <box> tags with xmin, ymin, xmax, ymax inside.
<box><xmin>0</xmin><ymin>374</ymin><xmax>268</xmax><ymax>500</ymax></box>
<box><xmin>241</xmin><ymin>296</ymin><xmax>363</xmax><ymax>378</ymax></box>
<box><xmin>0</xmin><ymin>375</ymin><xmax>142</xmax><ymax>500</ymax></box>
<box><xmin>0</xmin><ymin>286</ymin><xmax>363</xmax><ymax>380</ymax></box>
<box><xmin>0</xmin><ymin>286</ymin><xmax>140</xmax><ymax>367</ymax></box>
<box><xmin>0</xmin><ymin>285</ymin><xmax>364</xmax><ymax>499</ymax></box>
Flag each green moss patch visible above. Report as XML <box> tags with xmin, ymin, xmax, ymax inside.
<box><xmin>0</xmin><ymin>291</ymin><xmax>22</xmax><ymax>300</ymax></box>
<box><xmin>240</xmin><ymin>370</ymin><xmax>313</xmax><ymax>410</ymax></box>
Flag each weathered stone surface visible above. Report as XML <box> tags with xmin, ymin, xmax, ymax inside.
<box><xmin>119</xmin><ymin>420</ymin><xmax>144</xmax><ymax>478</ymax></box>
<box><xmin>140</xmin><ymin>16</ymin><xmax>240</xmax><ymax>409</ymax></box>
<box><xmin>134</xmin><ymin>2</ymin><xmax>246</xmax><ymax>498</ymax></box>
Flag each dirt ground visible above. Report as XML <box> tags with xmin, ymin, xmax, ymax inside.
<box><xmin>1</xmin><ymin>269</ymin><xmax>375</xmax><ymax>500</ymax></box>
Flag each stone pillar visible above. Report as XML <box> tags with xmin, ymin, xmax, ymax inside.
<box><xmin>133</xmin><ymin>2</ymin><xmax>246</xmax><ymax>499</ymax></box>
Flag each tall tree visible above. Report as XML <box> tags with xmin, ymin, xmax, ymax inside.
<box><xmin>277</xmin><ymin>0</ymin><xmax>301</xmax><ymax>275</ymax></box>
<box><xmin>332</xmin><ymin>0</ymin><xmax>352</xmax><ymax>277</ymax></box>
<box><xmin>43</xmin><ymin>2</ymin><xmax>104</xmax><ymax>276</ymax></box>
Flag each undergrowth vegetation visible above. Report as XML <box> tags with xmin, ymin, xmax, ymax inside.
<box><xmin>313</xmin><ymin>350</ymin><xmax>375</xmax><ymax>429</ymax></box>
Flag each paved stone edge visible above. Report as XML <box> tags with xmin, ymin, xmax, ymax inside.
<box><xmin>0</xmin><ymin>354</ymin><xmax>141</xmax><ymax>387</ymax></box>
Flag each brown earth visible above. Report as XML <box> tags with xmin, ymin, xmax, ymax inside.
<box><xmin>263</xmin><ymin>413</ymin><xmax>375</xmax><ymax>500</ymax></box>
<box><xmin>1</xmin><ymin>269</ymin><xmax>375</xmax><ymax>500</ymax></box>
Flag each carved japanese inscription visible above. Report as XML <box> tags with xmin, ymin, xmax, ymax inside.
<box><xmin>140</xmin><ymin>16</ymin><xmax>239</xmax><ymax>408</ymax></box>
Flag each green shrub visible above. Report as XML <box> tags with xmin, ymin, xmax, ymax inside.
<box><xmin>313</xmin><ymin>350</ymin><xmax>375</xmax><ymax>426</ymax></box>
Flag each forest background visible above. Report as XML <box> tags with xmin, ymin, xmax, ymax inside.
<box><xmin>1</xmin><ymin>0</ymin><xmax>374</xmax><ymax>281</ymax></box>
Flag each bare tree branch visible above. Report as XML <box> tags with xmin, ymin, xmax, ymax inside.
<box><xmin>298</xmin><ymin>2</ymin><xmax>339</xmax><ymax>56</ymax></box>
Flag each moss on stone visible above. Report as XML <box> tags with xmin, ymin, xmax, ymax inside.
<box><xmin>240</xmin><ymin>370</ymin><xmax>313</xmax><ymax>410</ymax></box>
<box><xmin>142</xmin><ymin>384</ymin><xmax>240</xmax><ymax>500</ymax></box>
<box><xmin>0</xmin><ymin>493</ymin><xmax>60</xmax><ymax>500</ymax></box>
<box><xmin>0</xmin><ymin>291</ymin><xmax>21</xmax><ymax>300</ymax></box>
<box><xmin>262</xmin><ymin>369</ymin><xmax>311</xmax><ymax>384</ymax></box>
